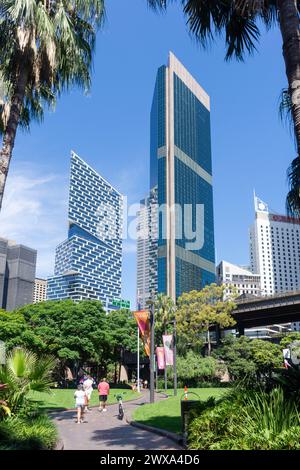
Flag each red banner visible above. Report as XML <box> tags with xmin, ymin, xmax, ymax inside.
<box><xmin>156</xmin><ymin>347</ymin><xmax>165</xmax><ymax>370</ymax></box>
<box><xmin>133</xmin><ymin>310</ymin><xmax>150</xmax><ymax>357</ymax></box>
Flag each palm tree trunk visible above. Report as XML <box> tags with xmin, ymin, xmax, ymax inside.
<box><xmin>0</xmin><ymin>65</ymin><xmax>28</xmax><ymax>211</ymax></box>
<box><xmin>278</xmin><ymin>0</ymin><xmax>300</xmax><ymax>155</ymax></box>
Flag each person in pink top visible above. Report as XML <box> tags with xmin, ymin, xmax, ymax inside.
<box><xmin>98</xmin><ymin>378</ymin><xmax>110</xmax><ymax>412</ymax></box>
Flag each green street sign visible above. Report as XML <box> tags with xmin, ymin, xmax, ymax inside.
<box><xmin>112</xmin><ymin>298</ymin><xmax>131</xmax><ymax>309</ymax></box>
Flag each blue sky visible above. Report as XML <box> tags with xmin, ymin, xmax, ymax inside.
<box><xmin>0</xmin><ymin>0</ymin><xmax>294</xmax><ymax>307</ymax></box>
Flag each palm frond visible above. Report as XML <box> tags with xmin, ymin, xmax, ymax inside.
<box><xmin>225</xmin><ymin>12</ymin><xmax>260</xmax><ymax>61</ymax></box>
<box><xmin>286</xmin><ymin>156</ymin><xmax>300</xmax><ymax>217</ymax></box>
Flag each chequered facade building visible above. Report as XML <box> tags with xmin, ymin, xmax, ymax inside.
<box><xmin>47</xmin><ymin>152</ymin><xmax>123</xmax><ymax>307</ymax></box>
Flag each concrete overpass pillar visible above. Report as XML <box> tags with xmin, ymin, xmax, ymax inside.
<box><xmin>236</xmin><ymin>324</ymin><xmax>245</xmax><ymax>337</ymax></box>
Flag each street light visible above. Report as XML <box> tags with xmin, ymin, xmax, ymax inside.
<box><xmin>146</xmin><ymin>297</ymin><xmax>155</xmax><ymax>404</ymax></box>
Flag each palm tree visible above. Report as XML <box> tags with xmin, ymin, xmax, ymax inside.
<box><xmin>148</xmin><ymin>1</ymin><xmax>300</xmax><ymax>215</ymax></box>
<box><xmin>155</xmin><ymin>293</ymin><xmax>176</xmax><ymax>390</ymax></box>
<box><xmin>0</xmin><ymin>347</ymin><xmax>56</xmax><ymax>414</ymax></box>
<box><xmin>0</xmin><ymin>0</ymin><xmax>105</xmax><ymax>211</ymax></box>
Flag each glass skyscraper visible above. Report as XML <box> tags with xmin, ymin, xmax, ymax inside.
<box><xmin>47</xmin><ymin>152</ymin><xmax>123</xmax><ymax>308</ymax></box>
<box><xmin>150</xmin><ymin>52</ymin><xmax>215</xmax><ymax>300</ymax></box>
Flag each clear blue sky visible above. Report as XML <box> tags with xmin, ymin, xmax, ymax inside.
<box><xmin>0</xmin><ymin>0</ymin><xmax>294</xmax><ymax>307</ymax></box>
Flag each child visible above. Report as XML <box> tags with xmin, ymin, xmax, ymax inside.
<box><xmin>74</xmin><ymin>384</ymin><xmax>87</xmax><ymax>424</ymax></box>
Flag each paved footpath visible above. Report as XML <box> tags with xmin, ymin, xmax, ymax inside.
<box><xmin>51</xmin><ymin>392</ymin><xmax>182</xmax><ymax>450</ymax></box>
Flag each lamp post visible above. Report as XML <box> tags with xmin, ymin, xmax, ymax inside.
<box><xmin>146</xmin><ymin>298</ymin><xmax>155</xmax><ymax>404</ymax></box>
<box><xmin>173</xmin><ymin>317</ymin><xmax>177</xmax><ymax>397</ymax></box>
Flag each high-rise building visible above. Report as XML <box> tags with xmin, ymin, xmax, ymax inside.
<box><xmin>0</xmin><ymin>238</ymin><xmax>36</xmax><ymax>310</ymax></box>
<box><xmin>136</xmin><ymin>196</ymin><xmax>150</xmax><ymax>310</ymax></box>
<box><xmin>217</xmin><ymin>260</ymin><xmax>261</xmax><ymax>297</ymax></box>
<box><xmin>33</xmin><ymin>278</ymin><xmax>47</xmax><ymax>303</ymax></box>
<box><xmin>136</xmin><ymin>187</ymin><xmax>158</xmax><ymax>309</ymax></box>
<box><xmin>47</xmin><ymin>152</ymin><xmax>123</xmax><ymax>308</ymax></box>
<box><xmin>250</xmin><ymin>195</ymin><xmax>300</xmax><ymax>296</ymax></box>
<box><xmin>150</xmin><ymin>52</ymin><xmax>215</xmax><ymax>300</ymax></box>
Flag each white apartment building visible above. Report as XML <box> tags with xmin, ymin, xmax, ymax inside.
<box><xmin>33</xmin><ymin>278</ymin><xmax>47</xmax><ymax>303</ymax></box>
<box><xmin>250</xmin><ymin>196</ymin><xmax>300</xmax><ymax>296</ymax></box>
<box><xmin>217</xmin><ymin>260</ymin><xmax>261</xmax><ymax>297</ymax></box>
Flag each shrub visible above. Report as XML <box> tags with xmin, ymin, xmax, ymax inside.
<box><xmin>160</xmin><ymin>352</ymin><xmax>222</xmax><ymax>388</ymax></box>
<box><xmin>0</xmin><ymin>414</ymin><xmax>58</xmax><ymax>450</ymax></box>
<box><xmin>188</xmin><ymin>387</ymin><xmax>300</xmax><ymax>450</ymax></box>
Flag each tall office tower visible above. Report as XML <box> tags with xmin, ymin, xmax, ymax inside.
<box><xmin>136</xmin><ymin>196</ymin><xmax>150</xmax><ymax>310</ymax></box>
<box><xmin>217</xmin><ymin>260</ymin><xmax>261</xmax><ymax>297</ymax></box>
<box><xmin>0</xmin><ymin>238</ymin><xmax>36</xmax><ymax>310</ymax></box>
<box><xmin>250</xmin><ymin>195</ymin><xmax>300</xmax><ymax>297</ymax></box>
<box><xmin>33</xmin><ymin>278</ymin><xmax>47</xmax><ymax>303</ymax></box>
<box><xmin>47</xmin><ymin>152</ymin><xmax>123</xmax><ymax>308</ymax></box>
<box><xmin>150</xmin><ymin>52</ymin><xmax>215</xmax><ymax>300</ymax></box>
<box><xmin>136</xmin><ymin>187</ymin><xmax>158</xmax><ymax>309</ymax></box>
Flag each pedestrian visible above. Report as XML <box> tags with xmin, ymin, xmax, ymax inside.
<box><xmin>83</xmin><ymin>374</ymin><xmax>94</xmax><ymax>412</ymax></box>
<box><xmin>143</xmin><ymin>379</ymin><xmax>148</xmax><ymax>389</ymax></box>
<box><xmin>98</xmin><ymin>377</ymin><xmax>110</xmax><ymax>412</ymax></box>
<box><xmin>74</xmin><ymin>384</ymin><xmax>87</xmax><ymax>424</ymax></box>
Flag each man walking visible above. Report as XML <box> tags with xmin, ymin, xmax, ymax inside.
<box><xmin>98</xmin><ymin>378</ymin><xmax>110</xmax><ymax>412</ymax></box>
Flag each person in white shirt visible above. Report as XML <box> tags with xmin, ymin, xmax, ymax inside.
<box><xmin>74</xmin><ymin>384</ymin><xmax>87</xmax><ymax>424</ymax></box>
<box><xmin>83</xmin><ymin>375</ymin><xmax>94</xmax><ymax>412</ymax></box>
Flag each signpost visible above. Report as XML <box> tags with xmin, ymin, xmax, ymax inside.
<box><xmin>112</xmin><ymin>298</ymin><xmax>131</xmax><ymax>309</ymax></box>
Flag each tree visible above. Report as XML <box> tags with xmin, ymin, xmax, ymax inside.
<box><xmin>13</xmin><ymin>300</ymin><xmax>111</xmax><ymax>380</ymax></box>
<box><xmin>148</xmin><ymin>1</ymin><xmax>300</xmax><ymax>215</ymax></box>
<box><xmin>0</xmin><ymin>309</ymin><xmax>43</xmax><ymax>352</ymax></box>
<box><xmin>155</xmin><ymin>293</ymin><xmax>176</xmax><ymax>340</ymax></box>
<box><xmin>106</xmin><ymin>309</ymin><xmax>137</xmax><ymax>383</ymax></box>
<box><xmin>172</xmin><ymin>351</ymin><xmax>219</xmax><ymax>387</ymax></box>
<box><xmin>176</xmin><ymin>284</ymin><xmax>236</xmax><ymax>355</ymax></box>
<box><xmin>215</xmin><ymin>335</ymin><xmax>283</xmax><ymax>382</ymax></box>
<box><xmin>0</xmin><ymin>0</ymin><xmax>105</xmax><ymax>211</ymax></box>
<box><xmin>0</xmin><ymin>347</ymin><xmax>56</xmax><ymax>413</ymax></box>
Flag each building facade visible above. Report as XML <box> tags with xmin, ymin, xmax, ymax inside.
<box><xmin>150</xmin><ymin>52</ymin><xmax>215</xmax><ymax>301</ymax></box>
<box><xmin>0</xmin><ymin>238</ymin><xmax>36</xmax><ymax>310</ymax></box>
<box><xmin>136</xmin><ymin>196</ymin><xmax>150</xmax><ymax>310</ymax></box>
<box><xmin>136</xmin><ymin>187</ymin><xmax>158</xmax><ymax>309</ymax></box>
<box><xmin>250</xmin><ymin>196</ymin><xmax>300</xmax><ymax>296</ymax></box>
<box><xmin>217</xmin><ymin>260</ymin><xmax>261</xmax><ymax>297</ymax></box>
<box><xmin>33</xmin><ymin>278</ymin><xmax>47</xmax><ymax>303</ymax></box>
<box><xmin>47</xmin><ymin>152</ymin><xmax>123</xmax><ymax>308</ymax></box>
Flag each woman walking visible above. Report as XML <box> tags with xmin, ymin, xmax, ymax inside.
<box><xmin>74</xmin><ymin>384</ymin><xmax>87</xmax><ymax>424</ymax></box>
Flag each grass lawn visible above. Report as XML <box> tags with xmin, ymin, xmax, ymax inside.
<box><xmin>133</xmin><ymin>388</ymin><xmax>227</xmax><ymax>435</ymax></box>
<box><xmin>28</xmin><ymin>388</ymin><xmax>141</xmax><ymax>410</ymax></box>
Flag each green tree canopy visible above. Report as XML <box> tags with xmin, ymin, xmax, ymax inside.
<box><xmin>214</xmin><ymin>335</ymin><xmax>283</xmax><ymax>382</ymax></box>
<box><xmin>176</xmin><ymin>283</ymin><xmax>236</xmax><ymax>355</ymax></box>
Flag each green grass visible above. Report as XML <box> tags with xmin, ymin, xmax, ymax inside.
<box><xmin>133</xmin><ymin>388</ymin><xmax>227</xmax><ymax>435</ymax></box>
<box><xmin>28</xmin><ymin>388</ymin><xmax>141</xmax><ymax>410</ymax></box>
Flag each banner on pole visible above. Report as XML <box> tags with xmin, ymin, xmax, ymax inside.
<box><xmin>163</xmin><ymin>334</ymin><xmax>174</xmax><ymax>366</ymax></box>
<box><xmin>156</xmin><ymin>347</ymin><xmax>165</xmax><ymax>370</ymax></box>
<box><xmin>133</xmin><ymin>310</ymin><xmax>150</xmax><ymax>357</ymax></box>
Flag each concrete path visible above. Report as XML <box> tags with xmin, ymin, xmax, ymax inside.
<box><xmin>51</xmin><ymin>392</ymin><xmax>182</xmax><ymax>450</ymax></box>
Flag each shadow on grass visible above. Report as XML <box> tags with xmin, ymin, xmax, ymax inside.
<box><xmin>135</xmin><ymin>415</ymin><xmax>181</xmax><ymax>435</ymax></box>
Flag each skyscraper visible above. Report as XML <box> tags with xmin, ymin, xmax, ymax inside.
<box><xmin>136</xmin><ymin>187</ymin><xmax>158</xmax><ymax>309</ymax></box>
<box><xmin>0</xmin><ymin>238</ymin><xmax>36</xmax><ymax>310</ymax></box>
<box><xmin>47</xmin><ymin>152</ymin><xmax>123</xmax><ymax>308</ymax></box>
<box><xmin>250</xmin><ymin>195</ymin><xmax>300</xmax><ymax>296</ymax></box>
<box><xmin>150</xmin><ymin>52</ymin><xmax>215</xmax><ymax>300</ymax></box>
